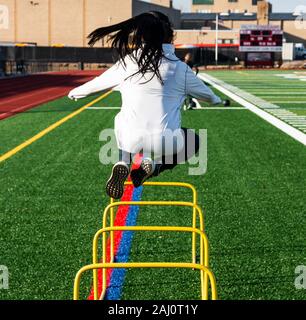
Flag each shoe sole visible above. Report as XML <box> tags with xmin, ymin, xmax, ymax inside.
<box><xmin>131</xmin><ymin>160</ymin><xmax>154</xmax><ymax>188</ymax></box>
<box><xmin>106</xmin><ymin>164</ymin><xmax>129</xmax><ymax>199</ymax></box>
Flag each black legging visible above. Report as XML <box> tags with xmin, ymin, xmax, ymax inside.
<box><xmin>119</xmin><ymin>128</ymin><xmax>200</xmax><ymax>177</ymax></box>
<box><xmin>153</xmin><ymin>128</ymin><xmax>200</xmax><ymax>176</ymax></box>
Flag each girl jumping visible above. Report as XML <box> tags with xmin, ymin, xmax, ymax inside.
<box><xmin>68</xmin><ymin>11</ymin><xmax>228</xmax><ymax>199</ymax></box>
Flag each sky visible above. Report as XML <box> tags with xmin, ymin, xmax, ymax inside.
<box><xmin>171</xmin><ymin>0</ymin><xmax>306</xmax><ymax>12</ymax></box>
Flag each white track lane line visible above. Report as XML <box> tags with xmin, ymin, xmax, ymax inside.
<box><xmin>199</xmin><ymin>73</ymin><xmax>306</xmax><ymax>146</ymax></box>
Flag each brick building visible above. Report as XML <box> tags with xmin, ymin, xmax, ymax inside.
<box><xmin>0</xmin><ymin>0</ymin><xmax>305</xmax><ymax>47</ymax></box>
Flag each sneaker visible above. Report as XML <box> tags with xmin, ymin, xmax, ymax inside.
<box><xmin>106</xmin><ymin>162</ymin><xmax>130</xmax><ymax>199</ymax></box>
<box><xmin>223</xmin><ymin>99</ymin><xmax>231</xmax><ymax>107</ymax></box>
<box><xmin>189</xmin><ymin>100</ymin><xmax>197</xmax><ymax>110</ymax></box>
<box><xmin>130</xmin><ymin>158</ymin><xmax>155</xmax><ymax>188</ymax></box>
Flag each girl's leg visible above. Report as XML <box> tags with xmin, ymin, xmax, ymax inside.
<box><xmin>106</xmin><ymin>149</ymin><xmax>131</xmax><ymax>199</ymax></box>
<box><xmin>130</xmin><ymin>128</ymin><xmax>199</xmax><ymax>186</ymax></box>
<box><xmin>152</xmin><ymin>128</ymin><xmax>200</xmax><ymax>177</ymax></box>
<box><xmin>130</xmin><ymin>150</ymin><xmax>155</xmax><ymax>188</ymax></box>
<box><xmin>119</xmin><ymin>149</ymin><xmax>132</xmax><ymax>165</ymax></box>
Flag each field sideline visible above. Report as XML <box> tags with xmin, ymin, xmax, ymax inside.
<box><xmin>0</xmin><ymin>70</ymin><xmax>306</xmax><ymax>300</ymax></box>
<box><xmin>204</xmin><ymin>70</ymin><xmax>306</xmax><ymax>134</ymax></box>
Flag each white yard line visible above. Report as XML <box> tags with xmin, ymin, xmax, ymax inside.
<box><xmin>254</xmin><ymin>93</ymin><xmax>306</xmax><ymax>95</ymax></box>
<box><xmin>281</xmin><ymin>116</ymin><xmax>306</xmax><ymax>119</ymax></box>
<box><xmin>270</xmin><ymin>111</ymin><xmax>295</xmax><ymax>114</ymax></box>
<box><xmin>269</xmin><ymin>102</ymin><xmax>306</xmax><ymax>104</ymax></box>
<box><xmin>283</xmin><ymin>120</ymin><xmax>306</xmax><ymax>123</ymax></box>
<box><xmin>284</xmin><ymin>117</ymin><xmax>306</xmax><ymax>119</ymax></box>
<box><xmin>87</xmin><ymin>107</ymin><xmax>121</xmax><ymax>110</ymax></box>
<box><xmin>199</xmin><ymin>73</ymin><xmax>306</xmax><ymax>146</ymax></box>
<box><xmin>287</xmin><ymin>122</ymin><xmax>306</xmax><ymax>125</ymax></box>
<box><xmin>249</xmin><ymin>89</ymin><xmax>306</xmax><ymax>96</ymax></box>
<box><xmin>272</xmin><ymin>115</ymin><xmax>302</xmax><ymax>117</ymax></box>
<box><xmin>195</xmin><ymin>107</ymin><xmax>246</xmax><ymax>110</ymax></box>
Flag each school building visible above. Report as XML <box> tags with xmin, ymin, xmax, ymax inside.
<box><xmin>0</xmin><ymin>0</ymin><xmax>305</xmax><ymax>47</ymax></box>
<box><xmin>180</xmin><ymin>0</ymin><xmax>306</xmax><ymax>46</ymax></box>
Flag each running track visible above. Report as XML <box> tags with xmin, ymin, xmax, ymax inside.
<box><xmin>0</xmin><ymin>70</ymin><xmax>102</xmax><ymax>120</ymax></box>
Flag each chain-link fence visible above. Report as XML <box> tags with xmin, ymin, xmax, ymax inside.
<box><xmin>0</xmin><ymin>46</ymin><xmax>118</xmax><ymax>76</ymax></box>
<box><xmin>0</xmin><ymin>45</ymin><xmax>244</xmax><ymax>77</ymax></box>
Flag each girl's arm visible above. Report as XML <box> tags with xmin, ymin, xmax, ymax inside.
<box><xmin>185</xmin><ymin>67</ymin><xmax>222</xmax><ymax>105</ymax></box>
<box><xmin>68</xmin><ymin>61</ymin><xmax>126</xmax><ymax>100</ymax></box>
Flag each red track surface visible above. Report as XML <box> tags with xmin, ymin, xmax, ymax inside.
<box><xmin>0</xmin><ymin>70</ymin><xmax>102</xmax><ymax>120</ymax></box>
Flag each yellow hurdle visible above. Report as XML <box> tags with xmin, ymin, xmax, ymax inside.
<box><xmin>73</xmin><ymin>182</ymin><xmax>218</xmax><ymax>301</ymax></box>
<box><xmin>100</xmin><ymin>204</ymin><xmax>208</xmax><ymax>300</ymax></box>
<box><xmin>75</xmin><ymin>226</ymin><xmax>217</xmax><ymax>301</ymax></box>
<box><xmin>74</xmin><ymin>262</ymin><xmax>217</xmax><ymax>301</ymax></box>
<box><xmin>108</xmin><ymin>182</ymin><xmax>201</xmax><ymax>265</ymax></box>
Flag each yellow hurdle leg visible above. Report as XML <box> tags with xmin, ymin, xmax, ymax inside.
<box><xmin>197</xmin><ymin>207</ymin><xmax>209</xmax><ymax>300</ymax></box>
<box><xmin>110</xmin><ymin>199</ymin><xmax>115</xmax><ymax>263</ymax></box>
<box><xmin>192</xmin><ymin>186</ymin><xmax>198</xmax><ymax>265</ymax></box>
<box><xmin>192</xmin><ymin>208</ymin><xmax>197</xmax><ymax>264</ymax></box>
<box><xmin>100</xmin><ymin>230</ymin><xmax>107</xmax><ymax>300</ymax></box>
<box><xmin>93</xmin><ymin>231</ymin><xmax>107</xmax><ymax>300</ymax></box>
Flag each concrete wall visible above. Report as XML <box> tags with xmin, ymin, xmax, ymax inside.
<box><xmin>0</xmin><ymin>0</ymin><xmax>15</xmax><ymax>43</ymax></box>
<box><xmin>151</xmin><ymin>0</ymin><xmax>171</xmax><ymax>7</ymax></box>
<box><xmin>257</xmin><ymin>0</ymin><xmax>270</xmax><ymax>25</ymax></box>
<box><xmin>0</xmin><ymin>0</ymin><xmax>179</xmax><ymax>46</ymax></box>
<box><xmin>0</xmin><ymin>0</ymin><xmax>132</xmax><ymax>47</ymax></box>
<box><xmin>283</xmin><ymin>20</ymin><xmax>306</xmax><ymax>45</ymax></box>
<box><xmin>192</xmin><ymin>0</ymin><xmax>258</xmax><ymax>13</ymax></box>
<box><xmin>175</xmin><ymin>29</ymin><xmax>239</xmax><ymax>45</ymax></box>
<box><xmin>50</xmin><ymin>0</ymin><xmax>83</xmax><ymax>47</ymax></box>
<box><xmin>85</xmin><ymin>0</ymin><xmax>132</xmax><ymax>47</ymax></box>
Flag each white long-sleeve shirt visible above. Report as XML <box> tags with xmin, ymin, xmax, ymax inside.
<box><xmin>68</xmin><ymin>44</ymin><xmax>222</xmax><ymax>154</ymax></box>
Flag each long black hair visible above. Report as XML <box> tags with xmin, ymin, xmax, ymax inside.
<box><xmin>87</xmin><ymin>11</ymin><xmax>174</xmax><ymax>83</ymax></box>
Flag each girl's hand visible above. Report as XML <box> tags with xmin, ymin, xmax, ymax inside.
<box><xmin>223</xmin><ymin>99</ymin><xmax>231</xmax><ymax>107</ymax></box>
<box><xmin>68</xmin><ymin>91</ymin><xmax>78</xmax><ymax>101</ymax></box>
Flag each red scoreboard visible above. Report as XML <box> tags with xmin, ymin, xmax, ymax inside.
<box><xmin>239</xmin><ymin>25</ymin><xmax>283</xmax><ymax>52</ymax></box>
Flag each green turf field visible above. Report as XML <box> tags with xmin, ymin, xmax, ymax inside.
<box><xmin>0</xmin><ymin>81</ymin><xmax>306</xmax><ymax>300</ymax></box>
<box><xmin>205</xmin><ymin>70</ymin><xmax>306</xmax><ymax>134</ymax></box>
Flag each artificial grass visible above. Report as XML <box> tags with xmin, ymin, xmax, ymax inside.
<box><xmin>294</xmin><ymin>110</ymin><xmax>306</xmax><ymax>116</ymax></box>
<box><xmin>122</xmin><ymin>96</ymin><xmax>306</xmax><ymax>300</ymax></box>
<box><xmin>0</xmin><ymin>88</ymin><xmax>306</xmax><ymax>301</ymax></box>
<box><xmin>205</xmin><ymin>70</ymin><xmax>306</xmax><ymax>115</ymax></box>
<box><xmin>0</xmin><ymin>94</ymin><xmax>102</xmax><ymax>155</ymax></box>
<box><xmin>0</xmin><ymin>93</ymin><xmax>119</xmax><ymax>300</ymax></box>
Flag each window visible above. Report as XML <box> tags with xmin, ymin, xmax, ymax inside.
<box><xmin>193</xmin><ymin>0</ymin><xmax>214</xmax><ymax>4</ymax></box>
<box><xmin>197</xmin><ymin>9</ymin><xmax>212</xmax><ymax>13</ymax></box>
<box><xmin>223</xmin><ymin>39</ymin><xmax>234</xmax><ymax>44</ymax></box>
